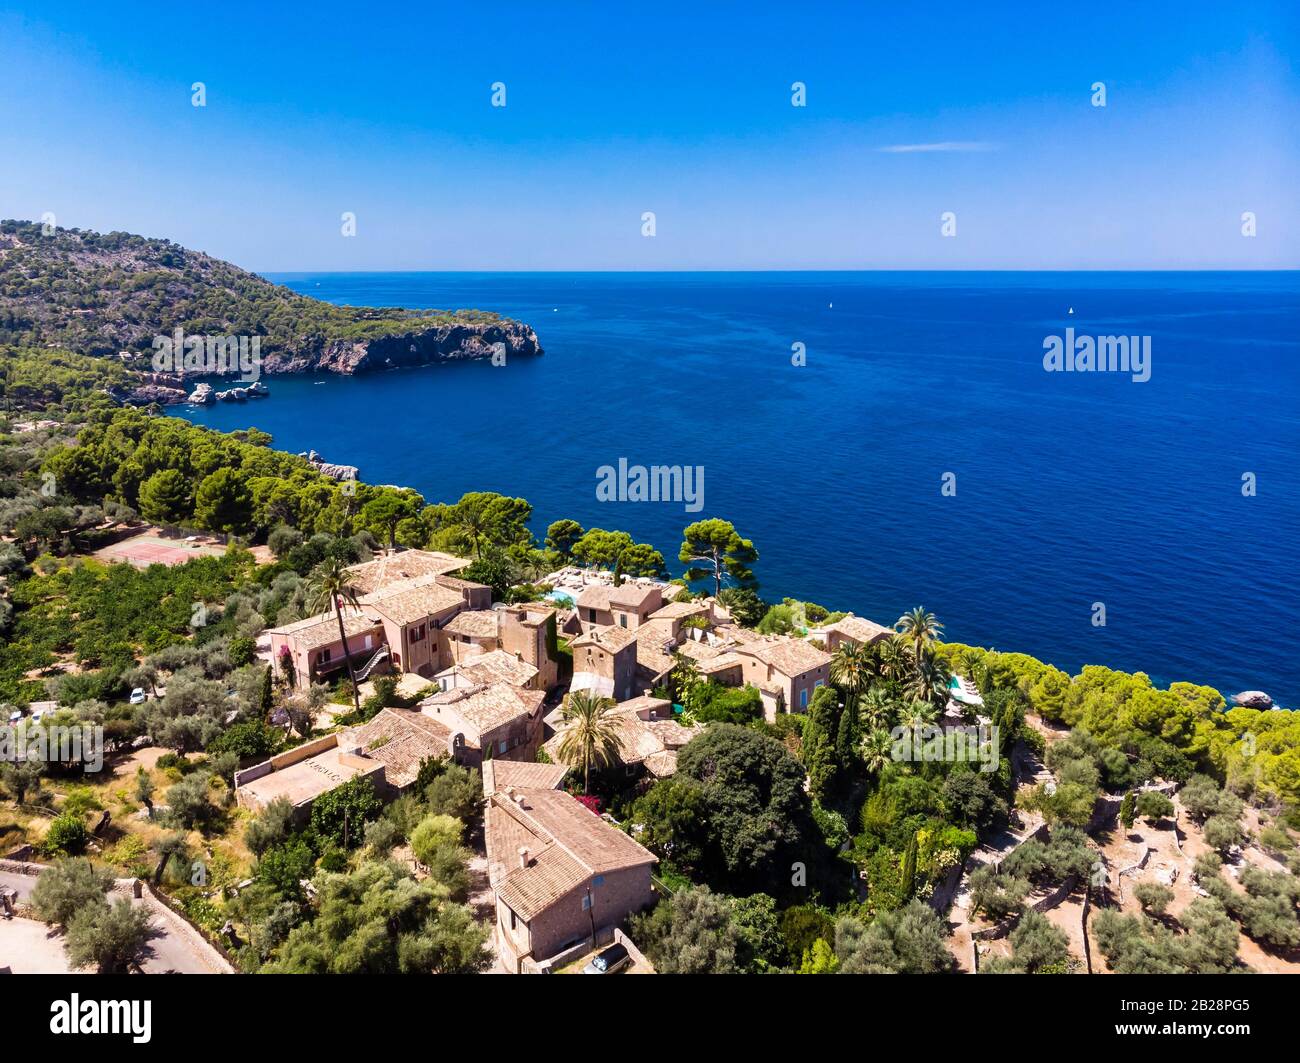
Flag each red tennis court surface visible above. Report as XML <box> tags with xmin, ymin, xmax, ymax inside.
<box><xmin>93</xmin><ymin>533</ymin><xmax>226</xmax><ymax>568</ymax></box>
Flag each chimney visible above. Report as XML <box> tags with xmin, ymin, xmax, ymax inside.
<box><xmin>518</xmin><ymin>846</ymin><xmax>529</xmax><ymax>869</ymax></box>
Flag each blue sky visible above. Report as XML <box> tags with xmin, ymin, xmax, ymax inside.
<box><xmin>1</xmin><ymin>2</ymin><xmax>1296</xmax><ymax>270</ymax></box>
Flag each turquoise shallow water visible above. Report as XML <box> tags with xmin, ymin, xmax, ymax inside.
<box><xmin>173</xmin><ymin>271</ymin><xmax>1300</xmax><ymax>707</ymax></box>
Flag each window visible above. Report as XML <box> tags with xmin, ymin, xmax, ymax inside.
<box><xmin>319</xmin><ymin>647</ymin><xmax>332</xmax><ymax>664</ymax></box>
<box><xmin>619</xmin><ymin>614</ymin><xmax>627</xmax><ymax>628</ymax></box>
<box><xmin>581</xmin><ymin>894</ymin><xmax>592</xmax><ymax>911</ymax></box>
<box><xmin>800</xmin><ymin>688</ymin><xmax>809</xmax><ymax>709</ymax></box>
<box><xmin>508</xmin><ymin>907</ymin><xmax>516</xmax><ymax>930</ymax></box>
<box><xmin>593</xmin><ymin>875</ymin><xmax>605</xmax><ymax>887</ymax></box>
<box><xmin>814</xmin><ymin>679</ymin><xmax>824</xmax><ymax>689</ymax></box>
<box><xmin>498</xmin><ymin>739</ymin><xmax>508</xmax><ymax>754</ymax></box>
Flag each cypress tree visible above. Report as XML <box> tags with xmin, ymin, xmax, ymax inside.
<box><xmin>804</xmin><ymin>686</ymin><xmax>842</xmax><ymax>796</ymax></box>
<box><xmin>1119</xmin><ymin>790</ymin><xmax>1136</xmax><ymax>830</ymax></box>
<box><xmin>260</xmin><ymin>663</ymin><xmax>274</xmax><ymax>714</ymax></box>
<box><xmin>901</xmin><ymin>831</ymin><xmax>918</xmax><ymax>898</ymax></box>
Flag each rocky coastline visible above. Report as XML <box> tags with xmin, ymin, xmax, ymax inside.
<box><xmin>112</xmin><ymin>320</ymin><xmax>542</xmax><ymax>406</ymax></box>
<box><xmin>259</xmin><ymin>318</ymin><xmax>543</xmax><ymax>374</ymax></box>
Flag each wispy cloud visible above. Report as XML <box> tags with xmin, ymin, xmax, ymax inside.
<box><xmin>877</xmin><ymin>141</ymin><xmax>997</xmax><ymax>153</ymax></box>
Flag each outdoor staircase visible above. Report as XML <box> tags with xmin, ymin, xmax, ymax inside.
<box><xmin>355</xmin><ymin>644</ymin><xmax>390</xmax><ymax>682</ymax></box>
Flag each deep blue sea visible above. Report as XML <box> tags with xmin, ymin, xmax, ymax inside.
<box><xmin>173</xmin><ymin>272</ymin><xmax>1300</xmax><ymax>708</ymax></box>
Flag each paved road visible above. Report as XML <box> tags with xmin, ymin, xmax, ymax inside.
<box><xmin>0</xmin><ymin>917</ymin><xmax>82</xmax><ymax>973</ymax></box>
<box><xmin>0</xmin><ymin>867</ymin><xmax>231</xmax><ymax>974</ymax></box>
<box><xmin>0</xmin><ymin>868</ymin><xmax>39</xmax><ymax>906</ymax></box>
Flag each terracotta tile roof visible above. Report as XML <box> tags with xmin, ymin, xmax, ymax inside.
<box><xmin>443</xmin><ymin>610</ymin><xmax>500</xmax><ymax>638</ymax></box>
<box><xmin>362</xmin><ymin>575</ymin><xmax>465</xmax><ymax>625</ymax></box>
<box><xmin>482</xmin><ymin>759</ymin><xmax>569</xmax><ymax>795</ymax></box>
<box><xmin>349</xmin><ymin>708</ymin><xmax>454</xmax><ymax>789</ymax></box>
<box><xmin>736</xmin><ymin>637</ymin><xmax>832</xmax><ymax>677</ymax></box>
<box><xmin>346</xmin><ymin>550</ymin><xmax>470</xmax><ymax>594</ymax></box>
<box><xmin>433</xmin><ymin>574</ymin><xmax>489</xmax><ymax>593</ymax></box>
<box><xmin>511</xmin><ymin>788</ymin><xmax>655</xmax><ymax>875</ymax></box>
<box><xmin>616</xmin><ymin>695</ymin><xmax>673</xmax><ymax>716</ymax></box>
<box><xmin>267</xmin><ymin>612</ymin><xmax>336</xmax><ymax>635</ymax></box>
<box><xmin>713</xmin><ymin>623</ymin><xmax>764</xmax><ymax>645</ymax></box>
<box><xmin>270</xmin><ymin>611</ymin><xmax>382</xmax><ymax>652</ymax></box>
<box><xmin>575</xmin><ymin>584</ymin><xmax>614</xmax><ymax>611</ymax></box>
<box><xmin>571</xmin><ymin>625</ymin><xmax>637</xmax><ymax>653</ymax></box>
<box><xmin>422</xmin><ymin>682</ymin><xmax>546</xmax><ymax>734</ymax></box>
<box><xmin>642</xmin><ymin>717</ymin><xmax>695</xmax><ymax>750</ymax></box>
<box><xmin>697</xmin><ymin>651</ymin><xmax>745</xmax><ymax>674</ymax></box>
<box><xmin>642</xmin><ymin>750</ymin><xmax>679</xmax><ymax>777</ymax></box>
<box><xmin>443</xmin><ymin>649</ymin><xmax>538</xmax><ymax>688</ymax></box>
<box><xmin>634</xmin><ymin>627</ymin><xmax>676</xmax><ymax>676</ymax></box>
<box><xmin>608</xmin><ymin>583</ymin><xmax>662</xmax><ymax>610</ymax></box>
<box><xmin>673</xmin><ymin>639</ymin><xmax>723</xmax><ymax>662</ymax></box>
<box><xmin>826</xmin><ymin>615</ymin><xmax>893</xmax><ymax>644</ymax></box>
<box><xmin>487</xmin><ymin>787</ymin><xmax>657</xmax><ymax>919</ymax></box>
<box><xmin>492</xmin><ymin>832</ymin><xmax>588</xmax><ymax>920</ymax></box>
<box><xmin>649</xmin><ymin>600</ymin><xmax>708</xmax><ymax>620</ymax></box>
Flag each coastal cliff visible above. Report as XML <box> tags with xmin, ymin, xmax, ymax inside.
<box><xmin>263</xmin><ymin>319</ymin><xmax>543</xmax><ymax>374</ymax></box>
<box><xmin>0</xmin><ymin>221</ymin><xmax>543</xmax><ymax>378</ymax></box>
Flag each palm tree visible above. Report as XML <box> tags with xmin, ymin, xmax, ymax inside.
<box><xmin>556</xmin><ymin>690</ymin><xmax>622</xmax><ymax>795</ymax></box>
<box><xmin>455</xmin><ymin>498</ymin><xmax>493</xmax><ymax>558</ymax></box>
<box><xmin>958</xmin><ymin>647</ymin><xmax>983</xmax><ymax>683</ymax></box>
<box><xmin>860</xmin><ymin>728</ymin><xmax>895</xmax><ymax>776</ymax></box>
<box><xmin>858</xmin><ymin>688</ymin><xmax>894</xmax><ymax>732</ymax></box>
<box><xmin>830</xmin><ymin>642</ymin><xmax>873</xmax><ymax>704</ymax></box>
<box><xmin>876</xmin><ymin>634</ymin><xmax>911</xmax><ymax>686</ymax></box>
<box><xmin>896</xmin><ymin>606</ymin><xmax>943</xmax><ymax>664</ymax></box>
<box><xmin>905</xmin><ymin>649</ymin><xmax>953</xmax><ymax>710</ymax></box>
<box><xmin>307</xmin><ymin>557</ymin><xmax>364</xmax><ymax>715</ymax></box>
<box><xmin>513</xmin><ymin>547</ymin><xmax>551</xmax><ymax>583</ymax></box>
<box><xmin>900</xmin><ymin>698</ymin><xmax>939</xmax><ymax>733</ymax></box>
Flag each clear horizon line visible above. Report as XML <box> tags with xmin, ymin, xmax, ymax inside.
<box><xmin>256</xmin><ymin>266</ymin><xmax>1300</xmax><ymax>275</ymax></box>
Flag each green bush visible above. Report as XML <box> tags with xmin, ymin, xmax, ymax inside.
<box><xmin>43</xmin><ymin>812</ymin><xmax>88</xmax><ymax>856</ymax></box>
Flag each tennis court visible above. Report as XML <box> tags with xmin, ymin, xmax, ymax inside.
<box><xmin>93</xmin><ymin>532</ymin><xmax>227</xmax><ymax>568</ymax></box>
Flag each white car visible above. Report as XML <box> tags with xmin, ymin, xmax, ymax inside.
<box><xmin>129</xmin><ymin>688</ymin><xmax>147</xmax><ymax>705</ymax></box>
